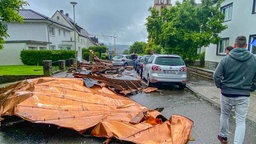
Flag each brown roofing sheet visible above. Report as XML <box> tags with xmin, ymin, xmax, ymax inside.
<box><xmin>0</xmin><ymin>77</ymin><xmax>193</xmax><ymax>144</ymax></box>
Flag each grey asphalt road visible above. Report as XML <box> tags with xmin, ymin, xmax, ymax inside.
<box><xmin>131</xmin><ymin>86</ymin><xmax>256</xmax><ymax>144</ymax></box>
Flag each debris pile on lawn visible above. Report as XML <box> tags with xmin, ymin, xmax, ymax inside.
<box><xmin>0</xmin><ymin>77</ymin><xmax>193</xmax><ymax>144</ymax></box>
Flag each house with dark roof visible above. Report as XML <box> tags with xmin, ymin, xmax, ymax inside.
<box><xmin>0</xmin><ymin>9</ymin><xmax>73</xmax><ymax>65</ymax></box>
<box><xmin>51</xmin><ymin>10</ymin><xmax>99</xmax><ymax>61</ymax></box>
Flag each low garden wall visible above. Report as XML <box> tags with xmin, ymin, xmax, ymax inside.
<box><xmin>0</xmin><ymin>75</ymin><xmax>44</xmax><ymax>84</ymax></box>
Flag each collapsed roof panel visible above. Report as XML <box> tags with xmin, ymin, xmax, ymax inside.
<box><xmin>0</xmin><ymin>77</ymin><xmax>193</xmax><ymax>144</ymax></box>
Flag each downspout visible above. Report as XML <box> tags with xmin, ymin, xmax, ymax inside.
<box><xmin>47</xmin><ymin>21</ymin><xmax>54</xmax><ymax>49</ymax></box>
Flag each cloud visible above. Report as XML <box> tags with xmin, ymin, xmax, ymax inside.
<box><xmin>25</xmin><ymin>0</ymin><xmax>153</xmax><ymax>45</ymax></box>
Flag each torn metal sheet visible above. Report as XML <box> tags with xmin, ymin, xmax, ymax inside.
<box><xmin>0</xmin><ymin>77</ymin><xmax>193</xmax><ymax>144</ymax></box>
<box><xmin>83</xmin><ymin>78</ymin><xmax>99</xmax><ymax>88</ymax></box>
<box><xmin>142</xmin><ymin>87</ymin><xmax>158</xmax><ymax>93</ymax></box>
<box><xmin>74</xmin><ymin>73</ymin><xmax>142</xmax><ymax>95</ymax></box>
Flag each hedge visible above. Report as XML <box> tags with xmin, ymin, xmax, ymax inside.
<box><xmin>20</xmin><ymin>50</ymin><xmax>75</xmax><ymax>65</ymax></box>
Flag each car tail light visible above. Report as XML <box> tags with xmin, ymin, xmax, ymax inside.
<box><xmin>142</xmin><ymin>64</ymin><xmax>145</xmax><ymax>68</ymax></box>
<box><xmin>152</xmin><ymin>65</ymin><xmax>161</xmax><ymax>72</ymax></box>
<box><xmin>180</xmin><ymin>66</ymin><xmax>187</xmax><ymax>72</ymax></box>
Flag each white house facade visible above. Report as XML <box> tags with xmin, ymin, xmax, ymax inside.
<box><xmin>51</xmin><ymin>10</ymin><xmax>98</xmax><ymax>61</ymax></box>
<box><xmin>0</xmin><ymin>8</ymin><xmax>99</xmax><ymax>65</ymax></box>
<box><xmin>0</xmin><ymin>9</ymin><xmax>72</xmax><ymax>65</ymax></box>
<box><xmin>205</xmin><ymin>0</ymin><xmax>256</xmax><ymax>70</ymax></box>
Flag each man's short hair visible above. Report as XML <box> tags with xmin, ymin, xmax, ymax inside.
<box><xmin>235</xmin><ymin>36</ymin><xmax>247</xmax><ymax>48</ymax></box>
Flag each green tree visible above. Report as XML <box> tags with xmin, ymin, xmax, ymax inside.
<box><xmin>129</xmin><ymin>41</ymin><xmax>147</xmax><ymax>54</ymax></box>
<box><xmin>0</xmin><ymin>0</ymin><xmax>28</xmax><ymax>49</ymax></box>
<box><xmin>145</xmin><ymin>39</ymin><xmax>162</xmax><ymax>54</ymax></box>
<box><xmin>123</xmin><ymin>49</ymin><xmax>130</xmax><ymax>54</ymax></box>
<box><xmin>146</xmin><ymin>0</ymin><xmax>226</xmax><ymax>62</ymax></box>
<box><xmin>88</xmin><ymin>45</ymin><xmax>108</xmax><ymax>58</ymax></box>
<box><xmin>146</xmin><ymin>8</ymin><xmax>163</xmax><ymax>45</ymax></box>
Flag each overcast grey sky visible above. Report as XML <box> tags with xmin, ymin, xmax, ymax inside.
<box><xmin>24</xmin><ymin>0</ymin><xmax>200</xmax><ymax>45</ymax></box>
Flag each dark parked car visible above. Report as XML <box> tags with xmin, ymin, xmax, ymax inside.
<box><xmin>136</xmin><ymin>55</ymin><xmax>151</xmax><ymax>78</ymax></box>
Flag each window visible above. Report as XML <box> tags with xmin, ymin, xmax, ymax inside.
<box><xmin>221</xmin><ymin>3</ymin><xmax>233</xmax><ymax>21</ymax></box>
<box><xmin>50</xmin><ymin>45</ymin><xmax>56</xmax><ymax>50</ymax></box>
<box><xmin>147</xmin><ymin>56</ymin><xmax>154</xmax><ymax>64</ymax></box>
<box><xmin>217</xmin><ymin>38</ymin><xmax>229</xmax><ymax>55</ymax></box>
<box><xmin>63</xmin><ymin>30</ymin><xmax>66</xmax><ymax>36</ymax></box>
<box><xmin>249</xmin><ymin>35</ymin><xmax>256</xmax><ymax>55</ymax></box>
<box><xmin>253</xmin><ymin>0</ymin><xmax>256</xmax><ymax>14</ymax></box>
<box><xmin>125</xmin><ymin>56</ymin><xmax>131</xmax><ymax>59</ymax></box>
<box><xmin>49</xmin><ymin>26</ymin><xmax>55</xmax><ymax>35</ymax></box>
<box><xmin>155</xmin><ymin>57</ymin><xmax>185</xmax><ymax>66</ymax></box>
<box><xmin>39</xmin><ymin>47</ymin><xmax>47</xmax><ymax>50</ymax></box>
<box><xmin>59</xmin><ymin>29</ymin><xmax>61</xmax><ymax>35</ymax></box>
<box><xmin>28</xmin><ymin>46</ymin><xmax>37</xmax><ymax>50</ymax></box>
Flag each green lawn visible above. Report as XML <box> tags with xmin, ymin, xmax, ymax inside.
<box><xmin>0</xmin><ymin>65</ymin><xmax>44</xmax><ymax>75</ymax></box>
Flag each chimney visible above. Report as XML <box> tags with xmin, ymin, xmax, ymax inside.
<box><xmin>60</xmin><ymin>10</ymin><xmax>64</xmax><ymax>13</ymax></box>
<box><xmin>65</xmin><ymin>13</ymin><xmax>69</xmax><ymax>17</ymax></box>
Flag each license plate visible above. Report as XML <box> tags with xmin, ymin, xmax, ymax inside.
<box><xmin>163</xmin><ymin>70</ymin><xmax>177</xmax><ymax>74</ymax></box>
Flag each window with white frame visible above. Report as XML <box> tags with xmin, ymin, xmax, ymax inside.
<box><xmin>217</xmin><ymin>38</ymin><xmax>229</xmax><ymax>55</ymax></box>
<box><xmin>221</xmin><ymin>3</ymin><xmax>233</xmax><ymax>21</ymax></box>
<box><xmin>249</xmin><ymin>35</ymin><xmax>256</xmax><ymax>55</ymax></box>
<box><xmin>49</xmin><ymin>26</ymin><xmax>55</xmax><ymax>36</ymax></box>
<box><xmin>253</xmin><ymin>0</ymin><xmax>256</xmax><ymax>14</ymax></box>
<box><xmin>39</xmin><ymin>47</ymin><xmax>47</xmax><ymax>50</ymax></box>
<box><xmin>50</xmin><ymin>45</ymin><xmax>56</xmax><ymax>50</ymax></box>
<box><xmin>28</xmin><ymin>46</ymin><xmax>37</xmax><ymax>50</ymax></box>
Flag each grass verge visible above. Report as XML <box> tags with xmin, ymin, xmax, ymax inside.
<box><xmin>0</xmin><ymin>65</ymin><xmax>44</xmax><ymax>75</ymax></box>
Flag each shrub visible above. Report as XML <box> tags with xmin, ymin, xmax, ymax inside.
<box><xmin>94</xmin><ymin>52</ymin><xmax>100</xmax><ymax>59</ymax></box>
<box><xmin>20</xmin><ymin>50</ymin><xmax>75</xmax><ymax>65</ymax></box>
<box><xmin>83</xmin><ymin>52</ymin><xmax>90</xmax><ymax>61</ymax></box>
<box><xmin>101</xmin><ymin>53</ymin><xmax>109</xmax><ymax>60</ymax></box>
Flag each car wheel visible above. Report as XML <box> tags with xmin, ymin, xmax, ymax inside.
<box><xmin>178</xmin><ymin>83</ymin><xmax>186</xmax><ymax>90</ymax></box>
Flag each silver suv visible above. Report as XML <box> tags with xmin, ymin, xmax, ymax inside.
<box><xmin>142</xmin><ymin>54</ymin><xmax>187</xmax><ymax>89</ymax></box>
<box><xmin>112</xmin><ymin>55</ymin><xmax>134</xmax><ymax>66</ymax></box>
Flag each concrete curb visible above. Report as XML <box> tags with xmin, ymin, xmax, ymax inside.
<box><xmin>186</xmin><ymin>84</ymin><xmax>221</xmax><ymax>109</ymax></box>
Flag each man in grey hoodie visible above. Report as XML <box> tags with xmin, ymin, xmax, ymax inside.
<box><xmin>214</xmin><ymin>36</ymin><xmax>256</xmax><ymax>144</ymax></box>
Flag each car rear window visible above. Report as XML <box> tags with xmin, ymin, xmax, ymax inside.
<box><xmin>154</xmin><ymin>57</ymin><xmax>185</xmax><ymax>66</ymax></box>
<box><xmin>114</xmin><ymin>55</ymin><xmax>122</xmax><ymax>59</ymax></box>
<box><xmin>145</xmin><ymin>56</ymin><xmax>150</xmax><ymax>62</ymax></box>
<box><xmin>125</xmin><ymin>56</ymin><xmax>131</xmax><ymax>59</ymax></box>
